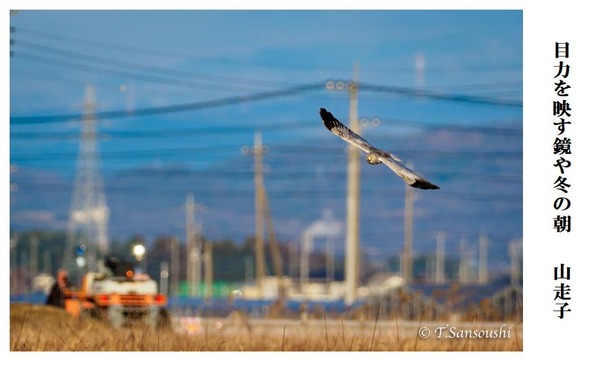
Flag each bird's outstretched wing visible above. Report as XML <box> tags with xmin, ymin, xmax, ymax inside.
<box><xmin>319</xmin><ymin>108</ymin><xmax>440</xmax><ymax>190</ymax></box>
<box><xmin>319</xmin><ymin>108</ymin><xmax>377</xmax><ymax>154</ymax></box>
<box><xmin>379</xmin><ymin>155</ymin><xmax>440</xmax><ymax>190</ymax></box>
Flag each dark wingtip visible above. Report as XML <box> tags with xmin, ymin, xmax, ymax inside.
<box><xmin>411</xmin><ymin>180</ymin><xmax>440</xmax><ymax>190</ymax></box>
<box><xmin>319</xmin><ymin>108</ymin><xmax>336</xmax><ymax>130</ymax></box>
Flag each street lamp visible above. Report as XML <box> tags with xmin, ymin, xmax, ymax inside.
<box><xmin>132</xmin><ymin>244</ymin><xmax>146</xmax><ymax>273</ymax></box>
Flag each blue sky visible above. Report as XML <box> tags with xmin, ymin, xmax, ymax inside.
<box><xmin>9</xmin><ymin>10</ymin><xmax>523</xmax><ymax>265</ymax></box>
<box><xmin>10</xmin><ymin>10</ymin><xmax>522</xmax><ymax>171</ymax></box>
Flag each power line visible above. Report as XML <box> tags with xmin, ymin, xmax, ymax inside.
<box><xmin>12</xmin><ymin>39</ymin><xmax>289</xmax><ymax>89</ymax></box>
<box><xmin>12</xmin><ymin>179</ymin><xmax>521</xmax><ymax>203</ymax></box>
<box><xmin>10</xmin><ymin>120</ymin><xmax>316</xmax><ymax>140</ymax></box>
<box><xmin>10</xmin><ymin>168</ymin><xmax>522</xmax><ymax>187</ymax></box>
<box><xmin>10</xmin><ymin>80</ymin><xmax>522</xmax><ymax>126</ymax></box>
<box><xmin>377</xmin><ymin>118</ymin><xmax>522</xmax><ymax>137</ymax></box>
<box><xmin>10</xmin><ymin>144</ymin><xmax>522</xmax><ymax>162</ymax></box>
<box><xmin>11</xmin><ymin>51</ymin><xmax>270</xmax><ymax>93</ymax></box>
<box><xmin>11</xmin><ymin>25</ymin><xmax>337</xmax><ymax>72</ymax></box>
<box><xmin>12</xmin><ymin>25</ymin><xmax>523</xmax><ymax>75</ymax></box>
<box><xmin>10</xmin><ymin>115</ymin><xmax>521</xmax><ymax>140</ymax></box>
<box><xmin>361</xmin><ymin>82</ymin><xmax>522</xmax><ymax>108</ymax></box>
<box><xmin>12</xmin><ymin>50</ymin><xmax>521</xmax><ymax>105</ymax></box>
<box><xmin>10</xmin><ymin>82</ymin><xmax>324</xmax><ymax>124</ymax></box>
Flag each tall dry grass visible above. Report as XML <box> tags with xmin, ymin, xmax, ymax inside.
<box><xmin>10</xmin><ymin>303</ymin><xmax>522</xmax><ymax>352</ymax></box>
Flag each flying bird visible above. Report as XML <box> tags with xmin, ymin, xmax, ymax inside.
<box><xmin>319</xmin><ymin>108</ymin><xmax>440</xmax><ymax>190</ymax></box>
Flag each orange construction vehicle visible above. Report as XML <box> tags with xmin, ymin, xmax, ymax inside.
<box><xmin>64</xmin><ymin>254</ymin><xmax>169</xmax><ymax>328</ymax></box>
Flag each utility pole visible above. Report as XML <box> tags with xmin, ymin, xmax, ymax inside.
<box><xmin>43</xmin><ymin>250</ymin><xmax>51</xmax><ymax>275</ymax></box>
<box><xmin>10</xmin><ymin>234</ymin><xmax>18</xmax><ymax>295</ymax></box>
<box><xmin>326</xmin><ymin>237</ymin><xmax>335</xmax><ymax>284</ymax></box>
<box><xmin>288</xmin><ymin>242</ymin><xmax>298</xmax><ymax>277</ymax></box>
<box><xmin>459</xmin><ymin>238</ymin><xmax>471</xmax><ymax>284</ymax></box>
<box><xmin>326</xmin><ymin>63</ymin><xmax>377</xmax><ymax>304</ymax></box>
<box><xmin>478</xmin><ymin>233</ymin><xmax>489</xmax><ymax>285</ymax></box>
<box><xmin>185</xmin><ymin>193</ymin><xmax>204</xmax><ymax>297</ymax></box>
<box><xmin>29</xmin><ymin>235</ymin><xmax>39</xmax><ymax>288</ymax></box>
<box><xmin>509</xmin><ymin>239</ymin><xmax>522</xmax><ymax>286</ymax></box>
<box><xmin>435</xmin><ymin>231</ymin><xmax>446</xmax><ymax>285</ymax></box>
<box><xmin>300</xmin><ymin>232</ymin><xmax>311</xmax><ymax>293</ymax></box>
<box><xmin>170</xmin><ymin>236</ymin><xmax>180</xmax><ymax>296</ymax></box>
<box><xmin>264</xmin><ymin>186</ymin><xmax>285</xmax><ymax>300</ymax></box>
<box><xmin>159</xmin><ymin>261</ymin><xmax>169</xmax><ymax>296</ymax></box>
<box><xmin>344</xmin><ymin>63</ymin><xmax>361</xmax><ymax>305</ymax></box>
<box><xmin>243</xmin><ymin>132</ymin><xmax>267</xmax><ymax>296</ymax></box>
<box><xmin>204</xmin><ymin>241</ymin><xmax>213</xmax><ymax>299</ymax></box>
<box><xmin>415</xmin><ymin>52</ymin><xmax>426</xmax><ymax>91</ymax></box>
<box><xmin>401</xmin><ymin>162</ymin><xmax>414</xmax><ymax>284</ymax></box>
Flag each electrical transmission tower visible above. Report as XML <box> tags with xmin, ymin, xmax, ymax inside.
<box><xmin>64</xmin><ymin>85</ymin><xmax>109</xmax><ymax>271</ymax></box>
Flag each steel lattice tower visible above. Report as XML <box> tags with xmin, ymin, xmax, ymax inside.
<box><xmin>64</xmin><ymin>85</ymin><xmax>109</xmax><ymax>271</ymax></box>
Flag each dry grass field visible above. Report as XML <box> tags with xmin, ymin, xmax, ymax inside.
<box><xmin>10</xmin><ymin>303</ymin><xmax>522</xmax><ymax>352</ymax></box>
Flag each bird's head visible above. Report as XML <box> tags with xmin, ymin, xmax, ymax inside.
<box><xmin>366</xmin><ymin>152</ymin><xmax>382</xmax><ymax>165</ymax></box>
